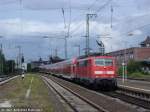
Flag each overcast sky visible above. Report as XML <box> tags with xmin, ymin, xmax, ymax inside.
<box><xmin>0</xmin><ymin>0</ymin><xmax>150</xmax><ymax>62</ymax></box>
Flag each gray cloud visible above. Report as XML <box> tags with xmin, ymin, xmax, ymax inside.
<box><xmin>0</xmin><ymin>0</ymin><xmax>149</xmax><ymax>61</ymax></box>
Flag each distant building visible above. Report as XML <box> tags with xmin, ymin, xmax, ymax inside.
<box><xmin>22</xmin><ymin>63</ymin><xmax>27</xmax><ymax>71</ymax></box>
<box><xmin>107</xmin><ymin>36</ymin><xmax>150</xmax><ymax>67</ymax></box>
<box><xmin>30</xmin><ymin>60</ymin><xmax>49</xmax><ymax>70</ymax></box>
<box><xmin>140</xmin><ymin>36</ymin><xmax>150</xmax><ymax>47</ymax></box>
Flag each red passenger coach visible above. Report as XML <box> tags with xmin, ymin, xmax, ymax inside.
<box><xmin>40</xmin><ymin>56</ymin><xmax>117</xmax><ymax>90</ymax></box>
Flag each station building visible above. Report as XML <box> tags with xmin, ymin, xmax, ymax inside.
<box><xmin>107</xmin><ymin>36</ymin><xmax>150</xmax><ymax>71</ymax></box>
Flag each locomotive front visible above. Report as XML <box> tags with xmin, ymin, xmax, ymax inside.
<box><xmin>92</xmin><ymin>56</ymin><xmax>117</xmax><ymax>90</ymax></box>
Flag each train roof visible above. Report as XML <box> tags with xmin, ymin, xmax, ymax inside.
<box><xmin>77</xmin><ymin>53</ymin><xmax>113</xmax><ymax>59</ymax></box>
<box><xmin>39</xmin><ymin>54</ymin><xmax>114</xmax><ymax>68</ymax></box>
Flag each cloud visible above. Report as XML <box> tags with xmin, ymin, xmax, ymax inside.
<box><xmin>0</xmin><ymin>0</ymin><xmax>150</xmax><ymax>60</ymax></box>
<box><xmin>23</xmin><ymin>0</ymin><xmax>111</xmax><ymax>10</ymax></box>
<box><xmin>0</xmin><ymin>18</ymin><xmax>67</xmax><ymax>38</ymax></box>
<box><xmin>0</xmin><ymin>16</ymin><xmax>147</xmax><ymax>58</ymax></box>
<box><xmin>128</xmin><ymin>30</ymin><xmax>142</xmax><ymax>36</ymax></box>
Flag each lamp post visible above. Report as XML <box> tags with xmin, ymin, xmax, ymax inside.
<box><xmin>113</xmin><ymin>40</ymin><xmax>128</xmax><ymax>83</ymax></box>
<box><xmin>117</xmin><ymin>40</ymin><xmax>128</xmax><ymax>83</ymax></box>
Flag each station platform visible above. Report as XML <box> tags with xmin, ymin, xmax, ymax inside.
<box><xmin>117</xmin><ymin>78</ymin><xmax>150</xmax><ymax>93</ymax></box>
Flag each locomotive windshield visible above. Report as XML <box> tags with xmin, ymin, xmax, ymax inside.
<box><xmin>95</xmin><ymin>58</ymin><xmax>113</xmax><ymax>66</ymax></box>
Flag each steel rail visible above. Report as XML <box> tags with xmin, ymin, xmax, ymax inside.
<box><xmin>42</xmin><ymin>76</ymin><xmax>109</xmax><ymax>112</ymax></box>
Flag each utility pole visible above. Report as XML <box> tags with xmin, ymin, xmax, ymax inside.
<box><xmin>19</xmin><ymin>46</ymin><xmax>21</xmax><ymax>69</ymax></box>
<box><xmin>55</xmin><ymin>48</ymin><xmax>58</xmax><ymax>57</ymax></box>
<box><xmin>0</xmin><ymin>44</ymin><xmax>3</xmax><ymax>74</ymax></box>
<box><xmin>85</xmin><ymin>14</ymin><xmax>97</xmax><ymax>56</ymax></box>
<box><xmin>12</xmin><ymin>61</ymin><xmax>14</xmax><ymax>73</ymax></box>
<box><xmin>65</xmin><ymin>36</ymin><xmax>67</xmax><ymax>59</ymax></box>
<box><xmin>110</xmin><ymin>5</ymin><xmax>113</xmax><ymax>28</ymax></box>
<box><xmin>16</xmin><ymin>46</ymin><xmax>22</xmax><ymax>69</ymax></box>
<box><xmin>74</xmin><ymin>44</ymin><xmax>80</xmax><ymax>57</ymax></box>
<box><xmin>122</xmin><ymin>41</ymin><xmax>128</xmax><ymax>82</ymax></box>
<box><xmin>124</xmin><ymin>41</ymin><xmax>128</xmax><ymax>81</ymax></box>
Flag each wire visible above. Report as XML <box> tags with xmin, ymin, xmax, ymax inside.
<box><xmin>87</xmin><ymin>0</ymin><xmax>99</xmax><ymax>11</ymax></box>
<box><xmin>96</xmin><ymin>0</ymin><xmax>112</xmax><ymax>13</ymax></box>
<box><xmin>70</xmin><ymin>22</ymin><xmax>84</xmax><ymax>35</ymax></box>
<box><xmin>19</xmin><ymin>0</ymin><xmax>23</xmax><ymax>37</ymax></box>
<box><xmin>124</xmin><ymin>23</ymin><xmax>150</xmax><ymax>36</ymax></box>
<box><xmin>69</xmin><ymin>0</ymin><xmax>101</xmax><ymax>37</ymax></box>
<box><xmin>0</xmin><ymin>0</ymin><xmax>18</xmax><ymax>5</ymax></box>
<box><xmin>67</xmin><ymin>0</ymin><xmax>72</xmax><ymax>37</ymax></box>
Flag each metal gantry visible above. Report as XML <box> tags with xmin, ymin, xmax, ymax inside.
<box><xmin>85</xmin><ymin>14</ymin><xmax>97</xmax><ymax>56</ymax></box>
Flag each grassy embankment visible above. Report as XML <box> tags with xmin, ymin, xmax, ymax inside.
<box><xmin>0</xmin><ymin>73</ymin><xmax>54</xmax><ymax>112</ymax></box>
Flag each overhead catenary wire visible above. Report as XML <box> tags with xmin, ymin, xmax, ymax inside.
<box><xmin>69</xmin><ymin>0</ymin><xmax>113</xmax><ymax>37</ymax></box>
<box><xmin>121</xmin><ymin>23</ymin><xmax>150</xmax><ymax>36</ymax></box>
<box><xmin>19</xmin><ymin>0</ymin><xmax>23</xmax><ymax>35</ymax></box>
<box><xmin>87</xmin><ymin>0</ymin><xmax>99</xmax><ymax>11</ymax></box>
<box><xmin>67</xmin><ymin>0</ymin><xmax>72</xmax><ymax>37</ymax></box>
<box><xmin>69</xmin><ymin>0</ymin><xmax>102</xmax><ymax>37</ymax></box>
<box><xmin>95</xmin><ymin>0</ymin><xmax>112</xmax><ymax>13</ymax></box>
<box><xmin>0</xmin><ymin>0</ymin><xmax>18</xmax><ymax>5</ymax></box>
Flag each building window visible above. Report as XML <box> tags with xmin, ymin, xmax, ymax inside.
<box><xmin>146</xmin><ymin>44</ymin><xmax>150</xmax><ymax>47</ymax></box>
<box><xmin>129</xmin><ymin>54</ymin><xmax>133</xmax><ymax>59</ymax></box>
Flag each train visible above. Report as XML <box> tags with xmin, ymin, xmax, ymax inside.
<box><xmin>40</xmin><ymin>55</ymin><xmax>117</xmax><ymax>90</ymax></box>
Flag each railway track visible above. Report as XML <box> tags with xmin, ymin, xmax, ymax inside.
<box><xmin>44</xmin><ymin>73</ymin><xmax>150</xmax><ymax>110</ymax></box>
<box><xmin>102</xmin><ymin>90</ymin><xmax>150</xmax><ymax>110</ymax></box>
<box><xmin>0</xmin><ymin>75</ymin><xmax>18</xmax><ymax>85</ymax></box>
<box><xmin>42</xmin><ymin>76</ymin><xmax>107</xmax><ymax>112</ymax></box>
<box><xmin>42</xmin><ymin>74</ymin><xmax>147</xmax><ymax>112</ymax></box>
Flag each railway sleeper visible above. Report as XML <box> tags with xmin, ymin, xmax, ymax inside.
<box><xmin>117</xmin><ymin>88</ymin><xmax>150</xmax><ymax>102</ymax></box>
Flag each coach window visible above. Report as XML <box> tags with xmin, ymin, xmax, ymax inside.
<box><xmin>84</xmin><ymin>60</ymin><xmax>88</xmax><ymax>66</ymax></box>
<box><xmin>78</xmin><ymin>60</ymin><xmax>88</xmax><ymax>67</ymax></box>
<box><xmin>78</xmin><ymin>61</ymin><xmax>83</xmax><ymax>67</ymax></box>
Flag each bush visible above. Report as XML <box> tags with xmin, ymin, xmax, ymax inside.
<box><xmin>117</xmin><ymin>66</ymin><xmax>123</xmax><ymax>76</ymax></box>
<box><xmin>117</xmin><ymin>60</ymin><xmax>142</xmax><ymax>76</ymax></box>
<box><xmin>127</xmin><ymin>59</ymin><xmax>142</xmax><ymax>74</ymax></box>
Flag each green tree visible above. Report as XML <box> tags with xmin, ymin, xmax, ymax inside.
<box><xmin>4</xmin><ymin>60</ymin><xmax>15</xmax><ymax>74</ymax></box>
<box><xmin>27</xmin><ymin>63</ymin><xmax>32</xmax><ymax>72</ymax></box>
<box><xmin>0</xmin><ymin>51</ymin><xmax>5</xmax><ymax>75</ymax></box>
<box><xmin>127</xmin><ymin>59</ymin><xmax>142</xmax><ymax>74</ymax></box>
<box><xmin>117</xmin><ymin>60</ymin><xmax>142</xmax><ymax>76</ymax></box>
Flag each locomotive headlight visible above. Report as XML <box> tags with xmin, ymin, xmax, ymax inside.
<box><xmin>106</xmin><ymin>71</ymin><xmax>114</xmax><ymax>74</ymax></box>
<box><xmin>94</xmin><ymin>71</ymin><xmax>103</xmax><ymax>74</ymax></box>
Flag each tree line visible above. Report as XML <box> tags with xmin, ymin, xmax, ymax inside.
<box><xmin>0</xmin><ymin>50</ymin><xmax>15</xmax><ymax>75</ymax></box>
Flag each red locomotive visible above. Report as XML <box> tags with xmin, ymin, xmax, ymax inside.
<box><xmin>40</xmin><ymin>55</ymin><xmax>117</xmax><ymax>90</ymax></box>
